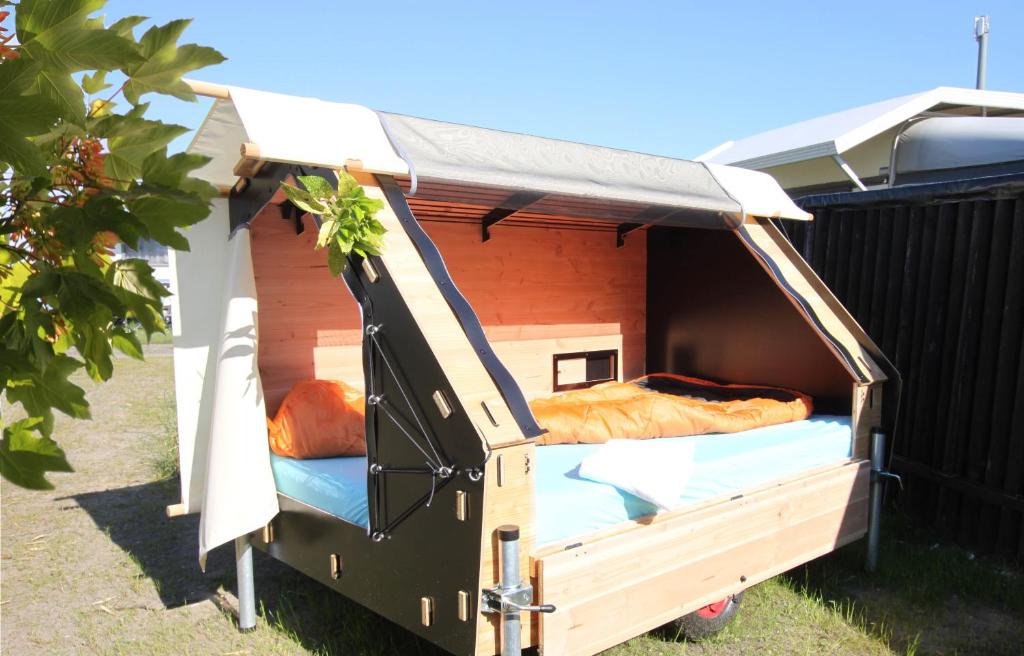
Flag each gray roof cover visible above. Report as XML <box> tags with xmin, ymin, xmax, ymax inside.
<box><xmin>381</xmin><ymin>112</ymin><xmax>745</xmax><ymax>227</ymax></box>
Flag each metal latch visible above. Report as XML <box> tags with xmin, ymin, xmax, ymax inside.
<box><xmin>481</xmin><ymin>582</ymin><xmax>555</xmax><ymax>615</ymax></box>
<box><xmin>872</xmin><ymin>467</ymin><xmax>904</xmax><ymax>490</ymax></box>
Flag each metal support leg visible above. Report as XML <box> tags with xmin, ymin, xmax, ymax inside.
<box><xmin>499</xmin><ymin>525</ymin><xmax>522</xmax><ymax>656</ymax></box>
<box><xmin>483</xmin><ymin>525</ymin><xmax>555</xmax><ymax>654</ymax></box>
<box><xmin>235</xmin><ymin>534</ymin><xmax>257</xmax><ymax>632</ymax></box>
<box><xmin>866</xmin><ymin>429</ymin><xmax>886</xmax><ymax>573</ymax></box>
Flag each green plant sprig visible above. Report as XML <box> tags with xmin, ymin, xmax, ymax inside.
<box><xmin>279</xmin><ymin>173</ymin><xmax>387</xmax><ymax>277</ymax></box>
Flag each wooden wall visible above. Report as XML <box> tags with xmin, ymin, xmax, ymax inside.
<box><xmin>251</xmin><ymin>210</ymin><xmax>647</xmax><ymax>415</ymax></box>
<box><xmin>251</xmin><ymin>213</ymin><xmax>363</xmax><ymax>414</ymax></box>
<box><xmin>420</xmin><ymin>221</ymin><xmax>646</xmax><ymax>381</ymax></box>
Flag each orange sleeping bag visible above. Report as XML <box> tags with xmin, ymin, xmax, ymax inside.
<box><xmin>529</xmin><ymin>373</ymin><xmax>812</xmax><ymax>446</ymax></box>
<box><xmin>266</xmin><ymin>374</ymin><xmax>809</xmax><ymax>456</ymax></box>
<box><xmin>267</xmin><ymin>379</ymin><xmax>367</xmax><ymax>458</ymax></box>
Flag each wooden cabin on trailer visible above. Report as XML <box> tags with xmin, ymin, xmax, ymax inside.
<box><xmin>168</xmin><ymin>81</ymin><xmax>900</xmax><ymax>656</ymax></box>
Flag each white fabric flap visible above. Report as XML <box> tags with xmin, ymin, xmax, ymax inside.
<box><xmin>706</xmin><ymin>163</ymin><xmax>812</xmax><ymax>221</ymax></box>
<box><xmin>197</xmin><ymin>227</ymin><xmax>279</xmax><ymax>566</ymax></box>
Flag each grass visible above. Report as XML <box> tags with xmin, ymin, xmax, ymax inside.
<box><xmin>2</xmin><ymin>353</ymin><xmax>1022</xmax><ymax>655</ymax></box>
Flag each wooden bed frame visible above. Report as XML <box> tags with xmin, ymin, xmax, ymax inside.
<box><xmin>223</xmin><ymin>166</ymin><xmax>892</xmax><ymax>656</ymax></box>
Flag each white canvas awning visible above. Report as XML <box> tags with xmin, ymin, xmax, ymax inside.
<box><xmin>185</xmin><ymin>81</ymin><xmax>811</xmax><ymax>223</ymax></box>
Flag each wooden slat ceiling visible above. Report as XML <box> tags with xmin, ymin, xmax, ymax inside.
<box><xmin>394</xmin><ymin>176</ymin><xmax>650</xmax><ymax>233</ymax></box>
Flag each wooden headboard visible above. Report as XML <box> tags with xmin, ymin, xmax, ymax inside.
<box><xmin>310</xmin><ymin>332</ymin><xmax>623</xmax><ymax>402</ymax></box>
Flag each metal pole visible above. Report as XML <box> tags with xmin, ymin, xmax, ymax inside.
<box><xmin>498</xmin><ymin>525</ymin><xmax>521</xmax><ymax>656</ymax></box>
<box><xmin>866</xmin><ymin>429</ymin><xmax>885</xmax><ymax>573</ymax></box>
<box><xmin>974</xmin><ymin>16</ymin><xmax>989</xmax><ymax>90</ymax></box>
<box><xmin>975</xmin><ymin>16</ymin><xmax>990</xmax><ymax>117</ymax></box>
<box><xmin>235</xmin><ymin>534</ymin><xmax>257</xmax><ymax>632</ymax></box>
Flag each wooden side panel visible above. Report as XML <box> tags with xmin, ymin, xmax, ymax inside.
<box><xmin>538</xmin><ymin>461</ymin><xmax>869</xmax><ymax>656</ymax></box>
<box><xmin>852</xmin><ymin>382</ymin><xmax>883</xmax><ymax>460</ymax></box>
<box><xmin>475</xmin><ymin>442</ymin><xmax>538</xmax><ymax>654</ymax></box>
<box><xmin>420</xmin><ymin>221</ymin><xmax>647</xmax><ymax>381</ymax></box>
<box><xmin>364</xmin><ymin>180</ymin><xmax>525</xmax><ymax>446</ymax></box>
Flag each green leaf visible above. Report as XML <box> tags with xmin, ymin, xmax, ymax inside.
<box><xmin>140</xmin><ymin>149</ymin><xmax>215</xmax><ymax>199</ymax></box>
<box><xmin>16</xmin><ymin>0</ymin><xmax>141</xmax><ymax>72</ymax></box>
<box><xmin>81</xmin><ymin>70</ymin><xmax>112</xmax><ymax>94</ymax></box>
<box><xmin>0</xmin><ymin>59</ymin><xmax>60</xmax><ymax>174</ymax></box>
<box><xmin>111</xmin><ymin>330</ymin><xmax>144</xmax><ymax>360</ymax></box>
<box><xmin>34</xmin><ymin>68</ymin><xmax>85</xmax><ymax>125</ymax></box>
<box><xmin>5</xmin><ymin>354</ymin><xmax>91</xmax><ymax>435</ymax></box>
<box><xmin>108</xmin><ymin>15</ymin><xmax>148</xmax><ymax>37</ymax></box>
<box><xmin>106</xmin><ymin>260</ymin><xmax>166</xmax><ymax>337</ymax></box>
<box><xmin>280</xmin><ymin>183</ymin><xmax>326</xmax><ymax>215</ymax></box>
<box><xmin>0</xmin><ymin>417</ymin><xmax>74</xmax><ymax>490</ymax></box>
<box><xmin>96</xmin><ymin>115</ymin><xmax>190</xmax><ymax>181</ymax></box>
<box><xmin>326</xmin><ymin>246</ymin><xmax>347</xmax><ymax>277</ymax></box>
<box><xmin>122</xmin><ymin>19</ymin><xmax>225</xmax><ymax>104</ymax></box>
<box><xmin>298</xmin><ymin>175</ymin><xmax>335</xmax><ymax>199</ymax></box>
<box><xmin>316</xmin><ymin>219</ymin><xmax>336</xmax><ymax>249</ymax></box>
<box><xmin>14</xmin><ymin>0</ymin><xmax>102</xmax><ymax>43</ymax></box>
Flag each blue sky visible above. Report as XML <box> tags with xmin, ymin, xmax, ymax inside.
<box><xmin>107</xmin><ymin>0</ymin><xmax>1024</xmax><ymax>159</ymax></box>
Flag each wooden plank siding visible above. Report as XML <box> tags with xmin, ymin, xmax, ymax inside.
<box><xmin>788</xmin><ymin>180</ymin><xmax>1024</xmax><ymax>560</ymax></box>
<box><xmin>251</xmin><ymin>205</ymin><xmax>646</xmax><ymax>415</ymax></box>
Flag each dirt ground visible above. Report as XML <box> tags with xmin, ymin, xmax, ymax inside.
<box><xmin>2</xmin><ymin>351</ymin><xmax>1022</xmax><ymax>655</ymax></box>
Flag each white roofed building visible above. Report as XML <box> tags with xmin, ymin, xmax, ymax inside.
<box><xmin>699</xmin><ymin>87</ymin><xmax>1024</xmax><ymax>195</ymax></box>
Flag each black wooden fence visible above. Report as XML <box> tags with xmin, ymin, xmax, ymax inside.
<box><xmin>785</xmin><ymin>174</ymin><xmax>1024</xmax><ymax>560</ymax></box>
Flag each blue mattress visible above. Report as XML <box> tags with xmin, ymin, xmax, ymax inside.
<box><xmin>270</xmin><ymin>415</ymin><xmax>852</xmax><ymax>546</ymax></box>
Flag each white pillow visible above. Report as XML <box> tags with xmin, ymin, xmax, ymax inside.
<box><xmin>577</xmin><ymin>439</ymin><xmax>696</xmax><ymax>510</ymax></box>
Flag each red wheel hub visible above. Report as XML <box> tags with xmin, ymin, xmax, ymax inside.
<box><xmin>696</xmin><ymin>597</ymin><xmax>729</xmax><ymax>619</ymax></box>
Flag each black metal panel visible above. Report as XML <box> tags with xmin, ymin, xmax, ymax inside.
<box><xmin>256</xmin><ymin>493</ymin><xmax>485</xmax><ymax>655</ymax></box>
<box><xmin>792</xmin><ymin>178</ymin><xmax>1024</xmax><ymax>561</ymax></box>
<box><xmin>227</xmin><ymin>161</ymin><xmax>337</xmax><ymax>232</ymax></box>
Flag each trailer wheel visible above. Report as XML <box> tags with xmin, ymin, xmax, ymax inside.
<box><xmin>671</xmin><ymin>591</ymin><xmax>744</xmax><ymax>641</ymax></box>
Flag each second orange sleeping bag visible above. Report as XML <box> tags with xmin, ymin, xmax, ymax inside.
<box><xmin>530</xmin><ymin>373</ymin><xmax>812</xmax><ymax>445</ymax></box>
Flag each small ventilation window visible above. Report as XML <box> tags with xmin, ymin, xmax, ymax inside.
<box><xmin>553</xmin><ymin>350</ymin><xmax>619</xmax><ymax>392</ymax></box>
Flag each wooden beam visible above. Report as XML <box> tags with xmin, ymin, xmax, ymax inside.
<box><xmin>233</xmin><ymin>141</ymin><xmax>265</xmax><ymax>178</ymax></box>
<box><xmin>183</xmin><ymin>78</ymin><xmax>231</xmax><ymax>100</ymax></box>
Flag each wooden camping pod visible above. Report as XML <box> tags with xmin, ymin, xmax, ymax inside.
<box><xmin>238</xmin><ymin>173</ymin><xmax>888</xmax><ymax>655</ymax></box>
<box><xmin>172</xmin><ymin>80</ymin><xmax>894</xmax><ymax>656</ymax></box>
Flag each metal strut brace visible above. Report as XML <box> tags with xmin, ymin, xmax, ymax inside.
<box><xmin>364</xmin><ymin>322</ymin><xmax>456</xmax><ymax>540</ymax></box>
